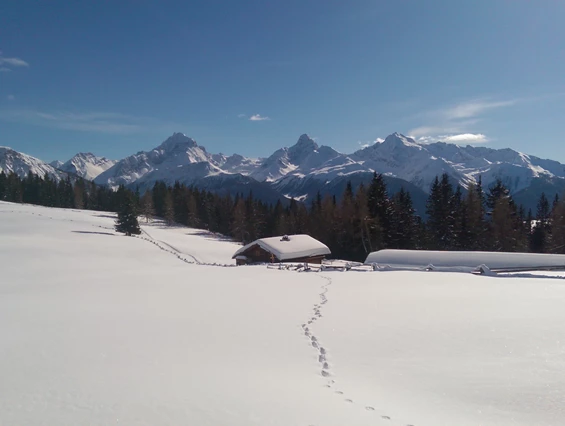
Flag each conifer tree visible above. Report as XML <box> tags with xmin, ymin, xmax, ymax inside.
<box><xmin>115</xmin><ymin>193</ymin><xmax>141</xmax><ymax>236</ymax></box>
<box><xmin>140</xmin><ymin>190</ymin><xmax>155</xmax><ymax>223</ymax></box>
<box><xmin>530</xmin><ymin>192</ymin><xmax>551</xmax><ymax>252</ymax></box>
<box><xmin>426</xmin><ymin>173</ymin><xmax>456</xmax><ymax>250</ymax></box>
<box><xmin>354</xmin><ymin>183</ymin><xmax>373</xmax><ymax>255</ymax></box>
<box><xmin>366</xmin><ymin>172</ymin><xmax>391</xmax><ymax>249</ymax></box>
<box><xmin>231</xmin><ymin>197</ymin><xmax>247</xmax><ymax>242</ymax></box>
<box><xmin>163</xmin><ymin>190</ymin><xmax>175</xmax><ymax>226</ymax></box>
<box><xmin>488</xmin><ymin>180</ymin><xmax>524</xmax><ymax>251</ymax></box>
<box><xmin>549</xmin><ymin>195</ymin><xmax>565</xmax><ymax>253</ymax></box>
<box><xmin>389</xmin><ymin>187</ymin><xmax>417</xmax><ymax>249</ymax></box>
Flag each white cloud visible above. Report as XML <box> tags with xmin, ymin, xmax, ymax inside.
<box><xmin>6</xmin><ymin>95</ymin><xmax>15</xmax><ymax>101</ymax></box>
<box><xmin>0</xmin><ymin>54</ymin><xmax>29</xmax><ymax>69</ymax></box>
<box><xmin>0</xmin><ymin>67</ymin><xmax>12</xmax><ymax>73</ymax></box>
<box><xmin>440</xmin><ymin>133</ymin><xmax>488</xmax><ymax>143</ymax></box>
<box><xmin>416</xmin><ymin>133</ymin><xmax>489</xmax><ymax>145</ymax></box>
<box><xmin>358</xmin><ymin>137</ymin><xmax>385</xmax><ymax>148</ymax></box>
<box><xmin>444</xmin><ymin>100</ymin><xmax>515</xmax><ymax>120</ymax></box>
<box><xmin>0</xmin><ymin>108</ymin><xmax>178</xmax><ymax>134</ymax></box>
<box><xmin>249</xmin><ymin>114</ymin><xmax>270</xmax><ymax>121</ymax></box>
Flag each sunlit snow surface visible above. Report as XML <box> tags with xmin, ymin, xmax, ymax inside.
<box><xmin>2</xmin><ymin>201</ymin><xmax>565</xmax><ymax>426</ymax></box>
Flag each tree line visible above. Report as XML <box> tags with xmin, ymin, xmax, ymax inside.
<box><xmin>2</xmin><ymin>170</ymin><xmax>564</xmax><ymax>261</ymax></box>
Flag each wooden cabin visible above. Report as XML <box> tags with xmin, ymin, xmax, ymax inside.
<box><xmin>232</xmin><ymin>234</ymin><xmax>331</xmax><ymax>265</ymax></box>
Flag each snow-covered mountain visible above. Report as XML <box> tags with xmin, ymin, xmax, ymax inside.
<box><xmin>349</xmin><ymin>132</ymin><xmax>565</xmax><ymax>194</ymax></box>
<box><xmin>55</xmin><ymin>153</ymin><xmax>117</xmax><ymax>181</ymax></box>
<box><xmin>0</xmin><ymin>146</ymin><xmax>62</xmax><ymax>180</ymax></box>
<box><xmin>6</xmin><ymin>131</ymin><xmax>565</xmax><ymax>213</ymax></box>
<box><xmin>94</xmin><ymin>132</ymin><xmax>223</xmax><ymax>188</ymax></box>
<box><xmin>250</xmin><ymin>134</ymin><xmax>361</xmax><ymax>182</ymax></box>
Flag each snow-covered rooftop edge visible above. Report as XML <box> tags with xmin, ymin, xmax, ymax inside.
<box><xmin>233</xmin><ymin>234</ymin><xmax>331</xmax><ymax>261</ymax></box>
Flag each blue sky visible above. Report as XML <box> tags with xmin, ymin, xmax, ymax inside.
<box><xmin>1</xmin><ymin>0</ymin><xmax>565</xmax><ymax>162</ymax></box>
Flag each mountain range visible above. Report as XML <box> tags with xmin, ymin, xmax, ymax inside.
<box><xmin>2</xmin><ymin>132</ymin><xmax>565</xmax><ymax>214</ymax></box>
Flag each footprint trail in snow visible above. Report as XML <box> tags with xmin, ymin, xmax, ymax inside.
<box><xmin>301</xmin><ymin>273</ymin><xmax>410</xmax><ymax>425</ymax></box>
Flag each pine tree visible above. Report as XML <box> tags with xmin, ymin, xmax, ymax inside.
<box><xmin>488</xmin><ymin>180</ymin><xmax>524</xmax><ymax>251</ymax></box>
<box><xmin>549</xmin><ymin>196</ymin><xmax>565</xmax><ymax>253</ymax></box>
<box><xmin>163</xmin><ymin>190</ymin><xmax>175</xmax><ymax>226</ymax></box>
<box><xmin>389</xmin><ymin>187</ymin><xmax>417</xmax><ymax>249</ymax></box>
<box><xmin>426</xmin><ymin>173</ymin><xmax>456</xmax><ymax>250</ymax></box>
<box><xmin>115</xmin><ymin>193</ymin><xmax>141</xmax><ymax>236</ymax></box>
<box><xmin>530</xmin><ymin>192</ymin><xmax>551</xmax><ymax>252</ymax></box>
<box><xmin>460</xmin><ymin>182</ymin><xmax>487</xmax><ymax>250</ymax></box>
<box><xmin>0</xmin><ymin>171</ymin><xmax>7</xmax><ymax>200</ymax></box>
<box><xmin>231</xmin><ymin>197</ymin><xmax>247</xmax><ymax>242</ymax></box>
<box><xmin>366</xmin><ymin>172</ymin><xmax>391</xmax><ymax>249</ymax></box>
<box><xmin>354</xmin><ymin>183</ymin><xmax>373</xmax><ymax>255</ymax></box>
<box><xmin>140</xmin><ymin>190</ymin><xmax>155</xmax><ymax>223</ymax></box>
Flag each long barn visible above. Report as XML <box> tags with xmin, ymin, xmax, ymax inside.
<box><xmin>232</xmin><ymin>234</ymin><xmax>331</xmax><ymax>265</ymax></box>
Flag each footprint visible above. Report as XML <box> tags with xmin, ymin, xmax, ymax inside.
<box><xmin>345</xmin><ymin>399</ymin><xmax>353</xmax><ymax>403</ymax></box>
<box><xmin>312</xmin><ymin>341</ymin><xmax>319</xmax><ymax>349</ymax></box>
<box><xmin>365</xmin><ymin>406</ymin><xmax>375</xmax><ymax>411</ymax></box>
<box><xmin>320</xmin><ymin>347</ymin><xmax>326</xmax><ymax>354</ymax></box>
<box><xmin>311</xmin><ymin>336</ymin><xmax>317</xmax><ymax>342</ymax></box>
<box><xmin>335</xmin><ymin>390</ymin><xmax>344</xmax><ymax>395</ymax></box>
<box><xmin>381</xmin><ymin>416</ymin><xmax>391</xmax><ymax>420</ymax></box>
<box><xmin>322</xmin><ymin>362</ymin><xmax>329</xmax><ymax>370</ymax></box>
<box><xmin>318</xmin><ymin>354</ymin><xmax>326</xmax><ymax>363</ymax></box>
<box><xmin>321</xmin><ymin>370</ymin><xmax>330</xmax><ymax>377</ymax></box>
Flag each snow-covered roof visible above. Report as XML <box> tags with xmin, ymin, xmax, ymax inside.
<box><xmin>365</xmin><ymin>249</ymin><xmax>565</xmax><ymax>271</ymax></box>
<box><xmin>233</xmin><ymin>234</ymin><xmax>331</xmax><ymax>261</ymax></box>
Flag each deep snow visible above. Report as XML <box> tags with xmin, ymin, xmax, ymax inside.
<box><xmin>1</xmin><ymin>201</ymin><xmax>565</xmax><ymax>426</ymax></box>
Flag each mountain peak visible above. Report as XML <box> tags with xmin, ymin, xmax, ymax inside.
<box><xmin>158</xmin><ymin>132</ymin><xmax>198</xmax><ymax>152</ymax></box>
<box><xmin>382</xmin><ymin>132</ymin><xmax>421</xmax><ymax>148</ymax></box>
<box><xmin>290</xmin><ymin>134</ymin><xmax>318</xmax><ymax>152</ymax></box>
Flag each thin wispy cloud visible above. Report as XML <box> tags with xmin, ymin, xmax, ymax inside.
<box><xmin>6</xmin><ymin>95</ymin><xmax>15</xmax><ymax>101</ymax></box>
<box><xmin>0</xmin><ymin>108</ymin><xmax>177</xmax><ymax>134</ymax></box>
<box><xmin>444</xmin><ymin>100</ymin><xmax>515</xmax><ymax>120</ymax></box>
<box><xmin>249</xmin><ymin>114</ymin><xmax>270</xmax><ymax>121</ymax></box>
<box><xmin>0</xmin><ymin>53</ymin><xmax>29</xmax><ymax>72</ymax></box>
<box><xmin>237</xmin><ymin>113</ymin><xmax>246</xmax><ymax>118</ymax></box>
<box><xmin>409</xmin><ymin>97</ymin><xmax>517</xmax><ymax>145</ymax></box>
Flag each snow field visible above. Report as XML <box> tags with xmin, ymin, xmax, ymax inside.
<box><xmin>2</xmin><ymin>201</ymin><xmax>565</xmax><ymax>426</ymax></box>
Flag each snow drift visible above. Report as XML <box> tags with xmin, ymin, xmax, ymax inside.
<box><xmin>365</xmin><ymin>249</ymin><xmax>565</xmax><ymax>271</ymax></box>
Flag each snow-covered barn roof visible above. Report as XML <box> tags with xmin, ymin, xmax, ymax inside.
<box><xmin>365</xmin><ymin>249</ymin><xmax>565</xmax><ymax>271</ymax></box>
<box><xmin>233</xmin><ymin>234</ymin><xmax>330</xmax><ymax>261</ymax></box>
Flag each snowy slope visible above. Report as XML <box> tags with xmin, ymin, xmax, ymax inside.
<box><xmin>57</xmin><ymin>152</ymin><xmax>117</xmax><ymax>180</ymax></box>
<box><xmin>0</xmin><ymin>146</ymin><xmax>62</xmax><ymax>180</ymax></box>
<box><xmin>2</xmin><ymin>201</ymin><xmax>565</xmax><ymax>426</ymax></box>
